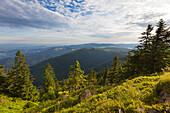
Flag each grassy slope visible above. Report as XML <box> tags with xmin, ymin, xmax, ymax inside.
<box><xmin>0</xmin><ymin>95</ymin><xmax>39</xmax><ymax>113</ymax></box>
<box><xmin>60</xmin><ymin>72</ymin><xmax>170</xmax><ymax>113</ymax></box>
<box><xmin>23</xmin><ymin>72</ymin><xmax>169</xmax><ymax>113</ymax></box>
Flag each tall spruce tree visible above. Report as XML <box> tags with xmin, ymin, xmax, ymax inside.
<box><xmin>124</xmin><ymin>25</ymin><xmax>154</xmax><ymax>76</ymax></box>
<box><xmin>7</xmin><ymin>50</ymin><xmax>38</xmax><ymax>101</ymax></box>
<box><xmin>150</xmin><ymin>19</ymin><xmax>170</xmax><ymax>73</ymax></box>
<box><xmin>124</xmin><ymin>19</ymin><xmax>170</xmax><ymax>77</ymax></box>
<box><xmin>68</xmin><ymin>61</ymin><xmax>86</xmax><ymax>92</ymax></box>
<box><xmin>43</xmin><ymin>63</ymin><xmax>56</xmax><ymax>92</ymax></box>
<box><xmin>137</xmin><ymin>24</ymin><xmax>154</xmax><ymax>74</ymax></box>
<box><xmin>138</xmin><ymin>24</ymin><xmax>153</xmax><ymax>50</ymax></box>
<box><xmin>42</xmin><ymin>63</ymin><xmax>57</xmax><ymax>100</ymax></box>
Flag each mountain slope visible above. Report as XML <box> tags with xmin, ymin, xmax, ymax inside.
<box><xmin>30</xmin><ymin>47</ymin><xmax>129</xmax><ymax>86</ymax></box>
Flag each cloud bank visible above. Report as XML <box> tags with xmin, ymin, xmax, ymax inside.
<box><xmin>0</xmin><ymin>0</ymin><xmax>170</xmax><ymax>44</ymax></box>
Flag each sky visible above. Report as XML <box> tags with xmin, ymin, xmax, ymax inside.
<box><xmin>0</xmin><ymin>0</ymin><xmax>170</xmax><ymax>45</ymax></box>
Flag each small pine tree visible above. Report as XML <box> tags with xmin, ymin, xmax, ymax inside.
<box><xmin>61</xmin><ymin>78</ymin><xmax>68</xmax><ymax>91</ymax></box>
<box><xmin>0</xmin><ymin>65</ymin><xmax>6</xmax><ymax>93</ymax></box>
<box><xmin>87</xmin><ymin>69</ymin><xmax>97</xmax><ymax>86</ymax></box>
<box><xmin>99</xmin><ymin>66</ymin><xmax>109</xmax><ymax>86</ymax></box>
<box><xmin>55</xmin><ymin>79</ymin><xmax>60</xmax><ymax>90</ymax></box>
<box><xmin>109</xmin><ymin>53</ymin><xmax>122</xmax><ymax>83</ymax></box>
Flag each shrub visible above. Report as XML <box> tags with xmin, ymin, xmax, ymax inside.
<box><xmin>156</xmin><ymin>77</ymin><xmax>170</xmax><ymax>95</ymax></box>
<box><xmin>23</xmin><ymin>102</ymin><xmax>37</xmax><ymax>109</ymax></box>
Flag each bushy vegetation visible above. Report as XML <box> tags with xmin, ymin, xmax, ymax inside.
<box><xmin>0</xmin><ymin>94</ymin><xmax>39</xmax><ymax>113</ymax></box>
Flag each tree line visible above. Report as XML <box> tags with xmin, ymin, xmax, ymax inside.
<box><xmin>0</xmin><ymin>19</ymin><xmax>169</xmax><ymax>101</ymax></box>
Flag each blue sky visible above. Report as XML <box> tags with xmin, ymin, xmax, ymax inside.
<box><xmin>0</xmin><ymin>0</ymin><xmax>170</xmax><ymax>44</ymax></box>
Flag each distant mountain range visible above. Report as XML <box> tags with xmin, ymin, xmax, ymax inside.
<box><xmin>0</xmin><ymin>43</ymin><xmax>137</xmax><ymax>69</ymax></box>
<box><xmin>0</xmin><ymin>47</ymin><xmax>75</xmax><ymax>69</ymax></box>
<box><xmin>59</xmin><ymin>43</ymin><xmax>137</xmax><ymax>49</ymax></box>
<box><xmin>0</xmin><ymin>43</ymin><xmax>136</xmax><ymax>86</ymax></box>
<box><xmin>0</xmin><ymin>44</ymin><xmax>50</xmax><ymax>60</ymax></box>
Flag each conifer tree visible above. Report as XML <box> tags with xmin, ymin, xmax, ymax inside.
<box><xmin>109</xmin><ymin>53</ymin><xmax>122</xmax><ymax>83</ymax></box>
<box><xmin>68</xmin><ymin>61</ymin><xmax>86</xmax><ymax>92</ymax></box>
<box><xmin>0</xmin><ymin>65</ymin><xmax>6</xmax><ymax>93</ymax></box>
<box><xmin>138</xmin><ymin>24</ymin><xmax>153</xmax><ymax>50</ymax></box>
<box><xmin>61</xmin><ymin>78</ymin><xmax>67</xmax><ymax>91</ymax></box>
<box><xmin>42</xmin><ymin>63</ymin><xmax>57</xmax><ymax>100</ymax></box>
<box><xmin>99</xmin><ymin>66</ymin><xmax>109</xmax><ymax>85</ymax></box>
<box><xmin>87</xmin><ymin>69</ymin><xmax>97</xmax><ymax>86</ymax></box>
<box><xmin>55</xmin><ymin>78</ymin><xmax>60</xmax><ymax>97</ymax></box>
<box><xmin>123</xmin><ymin>51</ymin><xmax>138</xmax><ymax>77</ymax></box>
<box><xmin>150</xmin><ymin>19</ymin><xmax>170</xmax><ymax>73</ymax></box>
<box><xmin>7</xmin><ymin>50</ymin><xmax>38</xmax><ymax>101</ymax></box>
<box><xmin>43</xmin><ymin>63</ymin><xmax>56</xmax><ymax>92</ymax></box>
<box><xmin>124</xmin><ymin>19</ymin><xmax>169</xmax><ymax>76</ymax></box>
<box><xmin>55</xmin><ymin>79</ymin><xmax>60</xmax><ymax>90</ymax></box>
<box><xmin>137</xmin><ymin>24</ymin><xmax>154</xmax><ymax>74</ymax></box>
<box><xmin>0</xmin><ymin>65</ymin><xmax>5</xmax><ymax>75</ymax></box>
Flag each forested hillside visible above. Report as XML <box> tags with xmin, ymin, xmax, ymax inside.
<box><xmin>30</xmin><ymin>47</ymin><xmax>129</xmax><ymax>86</ymax></box>
<box><xmin>0</xmin><ymin>19</ymin><xmax>169</xmax><ymax>113</ymax></box>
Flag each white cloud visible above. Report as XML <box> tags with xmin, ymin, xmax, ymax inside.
<box><xmin>0</xmin><ymin>0</ymin><xmax>170</xmax><ymax>44</ymax></box>
<box><xmin>0</xmin><ymin>0</ymin><xmax>70</xmax><ymax>28</ymax></box>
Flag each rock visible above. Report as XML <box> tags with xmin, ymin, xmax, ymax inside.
<box><xmin>113</xmin><ymin>108</ymin><xmax>119</xmax><ymax>113</ymax></box>
<box><xmin>119</xmin><ymin>109</ymin><xmax>123</xmax><ymax>113</ymax></box>
<box><xmin>160</xmin><ymin>92</ymin><xmax>170</xmax><ymax>103</ymax></box>
<box><xmin>159</xmin><ymin>100</ymin><xmax>164</xmax><ymax>103</ymax></box>
<box><xmin>63</xmin><ymin>96</ymin><xmax>66</xmax><ymax>101</ymax></box>
<box><xmin>85</xmin><ymin>89</ymin><xmax>91</xmax><ymax>96</ymax></box>
<box><xmin>113</xmin><ymin>108</ymin><xmax>123</xmax><ymax>113</ymax></box>
<box><xmin>168</xmin><ymin>107</ymin><xmax>170</xmax><ymax>112</ymax></box>
<box><xmin>92</xmin><ymin>91</ymin><xmax>96</xmax><ymax>95</ymax></box>
<box><xmin>165</xmin><ymin>97</ymin><xmax>170</xmax><ymax>102</ymax></box>
<box><xmin>81</xmin><ymin>89</ymin><xmax>96</xmax><ymax>100</ymax></box>
<box><xmin>138</xmin><ymin>107</ymin><xmax>145</xmax><ymax>113</ymax></box>
<box><xmin>81</xmin><ymin>92</ymin><xmax>86</xmax><ymax>100</ymax></box>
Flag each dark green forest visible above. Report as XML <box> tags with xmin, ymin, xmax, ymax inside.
<box><xmin>0</xmin><ymin>19</ymin><xmax>170</xmax><ymax>113</ymax></box>
<box><xmin>30</xmin><ymin>47</ymin><xmax>129</xmax><ymax>86</ymax></box>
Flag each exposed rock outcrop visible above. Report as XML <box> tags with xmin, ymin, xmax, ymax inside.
<box><xmin>159</xmin><ymin>91</ymin><xmax>170</xmax><ymax>103</ymax></box>
<box><xmin>81</xmin><ymin>89</ymin><xmax>96</xmax><ymax>100</ymax></box>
